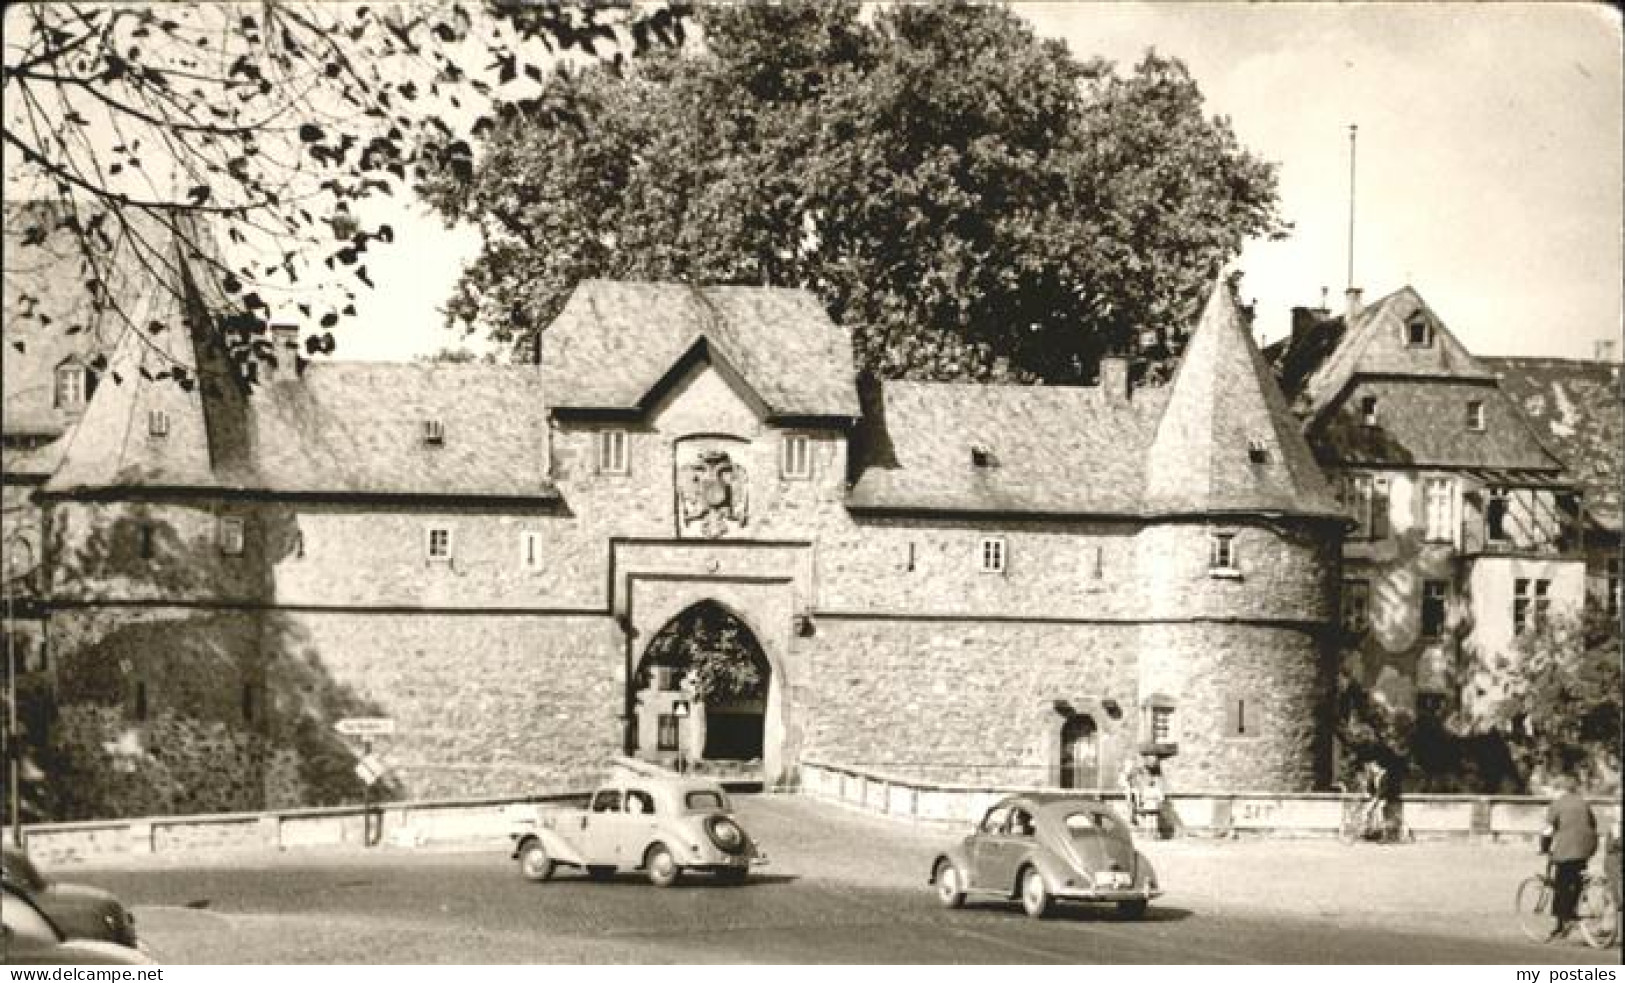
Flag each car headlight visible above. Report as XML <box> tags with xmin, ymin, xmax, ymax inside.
<box><xmin>704</xmin><ymin>816</ymin><xmax>748</xmax><ymax>855</ymax></box>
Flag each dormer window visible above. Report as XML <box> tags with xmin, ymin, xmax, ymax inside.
<box><xmin>148</xmin><ymin>410</ymin><xmax>170</xmax><ymax>437</ymax></box>
<box><xmin>1360</xmin><ymin>396</ymin><xmax>1379</xmax><ymax>427</ymax></box>
<box><xmin>971</xmin><ymin>444</ymin><xmax>996</xmax><ymax>468</ymax></box>
<box><xmin>598</xmin><ymin>429</ymin><xmax>629</xmax><ymax>475</ymax></box>
<box><xmin>1247</xmin><ymin>437</ymin><xmax>1271</xmax><ymax>464</ymax></box>
<box><xmin>781</xmin><ymin>434</ymin><xmax>811</xmax><ymax>479</ymax></box>
<box><xmin>1406</xmin><ymin>316</ymin><xmax>1432</xmax><ymax>348</ymax></box>
<box><xmin>422</xmin><ymin>419</ymin><xmax>445</xmax><ymax>445</ymax></box>
<box><xmin>55</xmin><ymin>364</ymin><xmax>87</xmax><ymax>410</ymax></box>
<box><xmin>1466</xmin><ymin>400</ymin><xmax>1485</xmax><ymax>432</ymax></box>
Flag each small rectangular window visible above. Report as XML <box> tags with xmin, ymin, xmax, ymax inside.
<box><xmin>218</xmin><ymin>516</ymin><xmax>245</xmax><ymax>556</ymax></box>
<box><xmin>519</xmin><ymin>531</ymin><xmax>542</xmax><ymax>571</ymax></box>
<box><xmin>148</xmin><ymin>410</ymin><xmax>170</xmax><ymax>437</ymax></box>
<box><xmin>1361</xmin><ymin>395</ymin><xmax>1379</xmax><ymax>427</ymax></box>
<box><xmin>1466</xmin><ymin>401</ymin><xmax>1485</xmax><ymax>432</ymax></box>
<box><xmin>1225</xmin><ymin>696</ymin><xmax>1254</xmax><ymax>738</ymax></box>
<box><xmin>782</xmin><ymin>434</ymin><xmax>812</xmax><ymax>479</ymax></box>
<box><xmin>1149</xmin><ymin>706</ymin><xmax>1174</xmax><ymax>744</ymax></box>
<box><xmin>1513</xmin><ymin>577</ymin><xmax>1550</xmax><ymax>634</ymax></box>
<box><xmin>1406</xmin><ymin>317</ymin><xmax>1432</xmax><ymax>347</ymax></box>
<box><xmin>598</xmin><ymin>429</ymin><xmax>629</xmax><ymax>475</ymax></box>
<box><xmin>1342</xmin><ymin>579</ymin><xmax>1371</xmax><ymax>633</ymax></box>
<box><xmin>426</xmin><ymin>526</ymin><xmax>453</xmax><ymax>562</ymax></box>
<box><xmin>133</xmin><ymin>680</ymin><xmax>148</xmax><ymax>722</ymax></box>
<box><xmin>1209</xmin><ymin>532</ymin><xmax>1237</xmax><ymax>573</ymax></box>
<box><xmin>138</xmin><ymin>524</ymin><xmax>155</xmax><ymax>560</ymax></box>
<box><xmin>1247</xmin><ymin>438</ymin><xmax>1271</xmax><ymax>464</ymax></box>
<box><xmin>1424</xmin><ymin>478</ymin><xmax>1454</xmax><ymax>542</ymax></box>
<box><xmin>1486</xmin><ymin>488</ymin><xmax>1509</xmax><ymax>542</ymax></box>
<box><xmin>55</xmin><ymin>365</ymin><xmax>86</xmax><ymax>409</ymax></box>
<box><xmin>422</xmin><ymin>419</ymin><xmax>445</xmax><ymax>445</ymax></box>
<box><xmin>657</xmin><ymin>714</ymin><xmax>680</xmax><ymax>752</ymax></box>
<box><xmin>979</xmin><ymin>536</ymin><xmax>1006</xmax><ymax>574</ymax></box>
<box><xmin>1421</xmin><ymin>580</ymin><xmax>1448</xmax><ymax>639</ymax></box>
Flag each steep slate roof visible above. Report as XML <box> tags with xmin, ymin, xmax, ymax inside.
<box><xmin>847</xmin><ymin>381</ymin><xmax>1170</xmax><ymax>515</ymax></box>
<box><xmin>1144</xmin><ymin>281</ymin><xmax>1343</xmax><ymax>518</ymax></box>
<box><xmin>541</xmin><ymin>280</ymin><xmax>860</xmax><ymax>419</ymax></box>
<box><xmin>1484</xmin><ymin>356</ymin><xmax>1623</xmax><ymax>531</ymax></box>
<box><xmin>44</xmin><ymin>249</ymin><xmax>556</xmax><ymax>501</ymax></box>
<box><xmin>851</xmin><ymin>278</ymin><xmax>1341</xmax><ymax>520</ymax></box>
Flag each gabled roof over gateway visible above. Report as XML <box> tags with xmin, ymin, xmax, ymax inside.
<box><xmin>851</xmin><ymin>279</ymin><xmax>1344</xmax><ymax>520</ymax></box>
<box><xmin>541</xmin><ymin>280</ymin><xmax>860</xmax><ymax>420</ymax></box>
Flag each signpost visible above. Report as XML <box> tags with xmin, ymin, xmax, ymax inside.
<box><xmin>334</xmin><ymin>718</ymin><xmax>395</xmax><ymax>845</ymax></box>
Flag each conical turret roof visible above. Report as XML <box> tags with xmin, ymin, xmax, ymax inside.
<box><xmin>1145</xmin><ymin>277</ymin><xmax>1343</xmax><ymax>518</ymax></box>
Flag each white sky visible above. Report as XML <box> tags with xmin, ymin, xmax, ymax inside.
<box><xmin>339</xmin><ymin>1</ymin><xmax>1625</xmax><ymax>363</ymax></box>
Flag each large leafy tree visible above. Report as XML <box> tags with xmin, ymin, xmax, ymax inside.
<box><xmin>1487</xmin><ymin>607</ymin><xmax>1622</xmax><ymax>789</ymax></box>
<box><xmin>422</xmin><ymin>2</ymin><xmax>1285</xmax><ymax>383</ymax></box>
<box><xmin>1</xmin><ymin>2</ymin><xmax>688</xmax><ymax>374</ymax></box>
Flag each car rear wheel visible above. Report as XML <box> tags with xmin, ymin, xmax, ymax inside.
<box><xmin>1117</xmin><ymin>899</ymin><xmax>1148</xmax><ymax>920</ymax></box>
<box><xmin>935</xmin><ymin>861</ymin><xmax>966</xmax><ymax>909</ymax></box>
<box><xmin>518</xmin><ymin>840</ymin><xmax>555</xmax><ymax>882</ymax></box>
<box><xmin>1020</xmin><ymin>868</ymin><xmax>1052</xmax><ymax>919</ymax></box>
<box><xmin>586</xmin><ymin>866</ymin><xmax>616</xmax><ymax>882</ymax></box>
<box><xmin>645</xmin><ymin>844</ymin><xmax>681</xmax><ymax>888</ymax></box>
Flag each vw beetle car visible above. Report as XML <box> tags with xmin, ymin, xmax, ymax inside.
<box><xmin>930</xmin><ymin>794</ymin><xmax>1161</xmax><ymax>919</ymax></box>
<box><xmin>2</xmin><ymin>846</ymin><xmax>140</xmax><ymax>949</ymax></box>
<box><xmin>509</xmin><ymin>776</ymin><xmax>766</xmax><ymax>886</ymax></box>
<box><xmin>2</xmin><ymin>884</ymin><xmax>156</xmax><ymax>966</ymax></box>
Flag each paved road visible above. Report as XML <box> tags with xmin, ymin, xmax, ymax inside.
<box><xmin>57</xmin><ymin>796</ymin><xmax>1624</xmax><ymax>964</ymax></box>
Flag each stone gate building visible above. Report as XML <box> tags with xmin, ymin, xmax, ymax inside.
<box><xmin>25</xmin><ymin>270</ymin><xmax>1349</xmax><ymax>814</ymax></box>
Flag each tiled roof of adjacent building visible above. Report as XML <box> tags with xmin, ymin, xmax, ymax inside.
<box><xmin>540</xmin><ymin>280</ymin><xmax>860</xmax><ymax>419</ymax></box>
<box><xmin>1483</xmin><ymin>356</ymin><xmax>1623</xmax><ymax>531</ymax></box>
<box><xmin>852</xmin><ymin>280</ymin><xmax>1344</xmax><ymax>520</ymax></box>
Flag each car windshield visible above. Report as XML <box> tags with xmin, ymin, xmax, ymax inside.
<box><xmin>1</xmin><ymin>849</ymin><xmax>49</xmax><ymax>892</ymax></box>
<box><xmin>684</xmin><ymin>790</ymin><xmax>726</xmax><ymax>811</ymax></box>
<box><xmin>1062</xmin><ymin>811</ymin><xmax>1125</xmax><ymax>840</ymax></box>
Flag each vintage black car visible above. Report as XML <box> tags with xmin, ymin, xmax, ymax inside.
<box><xmin>2</xmin><ymin>846</ymin><xmax>140</xmax><ymax>949</ymax></box>
<box><xmin>930</xmin><ymin>794</ymin><xmax>1161</xmax><ymax>919</ymax></box>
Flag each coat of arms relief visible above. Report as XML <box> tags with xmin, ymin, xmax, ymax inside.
<box><xmin>677</xmin><ymin>444</ymin><xmax>750</xmax><ymax>538</ymax></box>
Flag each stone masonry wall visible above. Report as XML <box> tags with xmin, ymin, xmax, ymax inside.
<box><xmin>1138</xmin><ymin>622</ymin><xmax>1332</xmax><ymax>792</ymax></box>
<box><xmin>798</xmin><ymin>618</ymin><xmax>1140</xmax><ymax>786</ymax></box>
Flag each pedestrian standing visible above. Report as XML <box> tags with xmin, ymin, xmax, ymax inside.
<box><xmin>1542</xmin><ymin>773</ymin><xmax>1599</xmax><ymax>941</ymax></box>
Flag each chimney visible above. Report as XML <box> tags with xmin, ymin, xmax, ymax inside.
<box><xmin>1595</xmin><ymin>339</ymin><xmax>1618</xmax><ymax>364</ymax></box>
<box><xmin>1098</xmin><ymin>356</ymin><xmax>1130</xmax><ymax>402</ymax></box>
<box><xmin>266</xmin><ymin>323</ymin><xmax>300</xmax><ymax>383</ymax></box>
<box><xmin>1344</xmin><ymin>287</ymin><xmax>1364</xmax><ymax>323</ymax></box>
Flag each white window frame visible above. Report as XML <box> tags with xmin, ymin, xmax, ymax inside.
<box><xmin>1209</xmin><ymin>532</ymin><xmax>1238</xmax><ymax>575</ymax></box>
<box><xmin>519</xmin><ymin>531</ymin><xmax>542</xmax><ymax>572</ymax></box>
<box><xmin>1423</xmin><ymin>477</ymin><xmax>1455</xmax><ymax>543</ymax></box>
<box><xmin>978</xmin><ymin>536</ymin><xmax>1007</xmax><ymax>575</ymax></box>
<box><xmin>1466</xmin><ymin>400</ymin><xmax>1485</xmax><ymax>432</ymax></box>
<box><xmin>781</xmin><ymin>433</ymin><xmax>812</xmax><ymax>479</ymax></box>
<box><xmin>426</xmin><ymin>525</ymin><xmax>454</xmax><ymax>563</ymax></box>
<box><xmin>1405</xmin><ymin>317</ymin><xmax>1432</xmax><ymax>348</ymax></box>
<box><xmin>55</xmin><ymin>364</ymin><xmax>86</xmax><ymax>409</ymax></box>
<box><xmin>218</xmin><ymin>516</ymin><xmax>245</xmax><ymax>556</ymax></box>
<box><xmin>148</xmin><ymin>410</ymin><xmax>170</xmax><ymax>437</ymax></box>
<box><xmin>1360</xmin><ymin>395</ymin><xmax>1379</xmax><ymax>427</ymax></box>
<box><xmin>598</xmin><ymin>429</ymin><xmax>629</xmax><ymax>475</ymax></box>
<box><xmin>1247</xmin><ymin>437</ymin><xmax>1271</xmax><ymax>464</ymax></box>
<box><xmin>422</xmin><ymin>419</ymin><xmax>445</xmax><ymax>445</ymax></box>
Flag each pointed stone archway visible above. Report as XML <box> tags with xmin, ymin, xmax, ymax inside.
<box><xmin>631</xmin><ymin>601</ymin><xmax>772</xmax><ymax>777</ymax></box>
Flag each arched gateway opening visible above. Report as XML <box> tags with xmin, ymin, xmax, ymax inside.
<box><xmin>631</xmin><ymin>602</ymin><xmax>772</xmax><ymax>778</ymax></box>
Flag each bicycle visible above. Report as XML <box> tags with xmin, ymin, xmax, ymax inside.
<box><xmin>1515</xmin><ymin>861</ymin><xmax>1618</xmax><ymax>948</ymax></box>
<box><xmin>1337</xmin><ymin>797</ymin><xmax>1412</xmax><ymax>844</ymax></box>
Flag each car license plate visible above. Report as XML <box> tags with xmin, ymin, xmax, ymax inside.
<box><xmin>1096</xmin><ymin>871</ymin><xmax>1130</xmax><ymax>889</ymax></box>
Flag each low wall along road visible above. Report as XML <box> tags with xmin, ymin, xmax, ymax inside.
<box><xmin>6</xmin><ymin>758</ymin><xmax>1619</xmax><ymax>865</ymax></box>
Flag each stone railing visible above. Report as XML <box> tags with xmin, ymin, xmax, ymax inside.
<box><xmin>797</xmin><ymin>759</ymin><xmax>1623</xmax><ymax>842</ymax></box>
<box><xmin>6</xmin><ymin>790</ymin><xmax>591</xmax><ymax>866</ymax></box>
